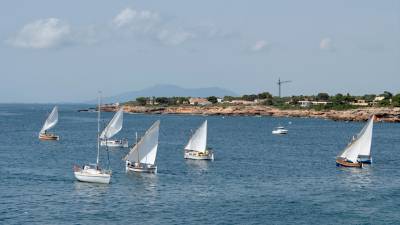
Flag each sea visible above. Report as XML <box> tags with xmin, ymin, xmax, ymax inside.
<box><xmin>0</xmin><ymin>104</ymin><xmax>399</xmax><ymax>224</ymax></box>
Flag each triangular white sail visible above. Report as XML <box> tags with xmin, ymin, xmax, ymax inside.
<box><xmin>40</xmin><ymin>106</ymin><xmax>58</xmax><ymax>134</ymax></box>
<box><xmin>185</xmin><ymin>120</ymin><xmax>207</xmax><ymax>153</ymax></box>
<box><xmin>357</xmin><ymin>116</ymin><xmax>374</xmax><ymax>157</ymax></box>
<box><xmin>125</xmin><ymin>120</ymin><xmax>160</xmax><ymax>165</ymax></box>
<box><xmin>338</xmin><ymin>115</ymin><xmax>374</xmax><ymax>162</ymax></box>
<box><xmin>100</xmin><ymin>108</ymin><xmax>123</xmax><ymax>139</ymax></box>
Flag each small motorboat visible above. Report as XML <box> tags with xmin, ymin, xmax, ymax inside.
<box><xmin>272</xmin><ymin>126</ymin><xmax>288</xmax><ymax>135</ymax></box>
<box><xmin>100</xmin><ymin>139</ymin><xmax>128</xmax><ymax>148</ymax></box>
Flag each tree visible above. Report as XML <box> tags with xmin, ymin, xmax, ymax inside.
<box><xmin>223</xmin><ymin>96</ymin><xmax>235</xmax><ymax>102</ymax></box>
<box><xmin>155</xmin><ymin>97</ymin><xmax>169</xmax><ymax>105</ymax></box>
<box><xmin>332</xmin><ymin>93</ymin><xmax>344</xmax><ymax>105</ymax></box>
<box><xmin>316</xmin><ymin>93</ymin><xmax>330</xmax><ymax>101</ymax></box>
<box><xmin>381</xmin><ymin>91</ymin><xmax>393</xmax><ymax>100</ymax></box>
<box><xmin>136</xmin><ymin>97</ymin><xmax>148</xmax><ymax>106</ymax></box>
<box><xmin>207</xmin><ymin>96</ymin><xmax>218</xmax><ymax>104</ymax></box>
<box><xmin>343</xmin><ymin>93</ymin><xmax>355</xmax><ymax>103</ymax></box>
<box><xmin>242</xmin><ymin>94</ymin><xmax>257</xmax><ymax>101</ymax></box>
<box><xmin>258</xmin><ymin>92</ymin><xmax>272</xmax><ymax>99</ymax></box>
<box><xmin>362</xmin><ymin>94</ymin><xmax>376</xmax><ymax>102</ymax></box>
<box><xmin>392</xmin><ymin>93</ymin><xmax>400</xmax><ymax>107</ymax></box>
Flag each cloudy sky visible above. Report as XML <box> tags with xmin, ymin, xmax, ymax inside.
<box><xmin>0</xmin><ymin>0</ymin><xmax>399</xmax><ymax>102</ymax></box>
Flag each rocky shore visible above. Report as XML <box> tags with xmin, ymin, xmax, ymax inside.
<box><xmin>94</xmin><ymin>105</ymin><xmax>400</xmax><ymax>123</ymax></box>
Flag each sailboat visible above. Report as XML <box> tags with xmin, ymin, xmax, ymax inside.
<box><xmin>74</xmin><ymin>94</ymin><xmax>112</xmax><ymax>184</ymax></box>
<box><xmin>100</xmin><ymin>108</ymin><xmax>128</xmax><ymax>148</ymax></box>
<box><xmin>336</xmin><ymin>115</ymin><xmax>375</xmax><ymax>168</ymax></box>
<box><xmin>39</xmin><ymin>106</ymin><xmax>59</xmax><ymax>141</ymax></box>
<box><xmin>124</xmin><ymin>120</ymin><xmax>160</xmax><ymax>173</ymax></box>
<box><xmin>357</xmin><ymin>115</ymin><xmax>375</xmax><ymax>164</ymax></box>
<box><xmin>184</xmin><ymin>120</ymin><xmax>214</xmax><ymax>160</ymax></box>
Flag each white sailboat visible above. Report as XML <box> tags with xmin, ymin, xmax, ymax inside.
<box><xmin>184</xmin><ymin>120</ymin><xmax>214</xmax><ymax>160</ymax></box>
<box><xmin>357</xmin><ymin>115</ymin><xmax>374</xmax><ymax>164</ymax></box>
<box><xmin>125</xmin><ymin>120</ymin><xmax>160</xmax><ymax>173</ymax></box>
<box><xmin>39</xmin><ymin>106</ymin><xmax>59</xmax><ymax>141</ymax></box>
<box><xmin>74</xmin><ymin>93</ymin><xmax>112</xmax><ymax>184</ymax></box>
<box><xmin>336</xmin><ymin>115</ymin><xmax>375</xmax><ymax>168</ymax></box>
<box><xmin>100</xmin><ymin>108</ymin><xmax>128</xmax><ymax>148</ymax></box>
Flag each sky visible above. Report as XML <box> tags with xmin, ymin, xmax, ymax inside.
<box><xmin>0</xmin><ymin>0</ymin><xmax>399</xmax><ymax>103</ymax></box>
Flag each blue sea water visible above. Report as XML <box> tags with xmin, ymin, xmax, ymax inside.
<box><xmin>0</xmin><ymin>104</ymin><xmax>399</xmax><ymax>224</ymax></box>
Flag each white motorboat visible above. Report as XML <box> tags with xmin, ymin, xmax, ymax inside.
<box><xmin>184</xmin><ymin>120</ymin><xmax>214</xmax><ymax>160</ymax></box>
<box><xmin>124</xmin><ymin>121</ymin><xmax>160</xmax><ymax>173</ymax></box>
<box><xmin>272</xmin><ymin>126</ymin><xmax>288</xmax><ymax>135</ymax></box>
<box><xmin>99</xmin><ymin>108</ymin><xmax>128</xmax><ymax>148</ymax></box>
<box><xmin>74</xmin><ymin>93</ymin><xmax>112</xmax><ymax>184</ymax></box>
<box><xmin>100</xmin><ymin>139</ymin><xmax>128</xmax><ymax>148</ymax></box>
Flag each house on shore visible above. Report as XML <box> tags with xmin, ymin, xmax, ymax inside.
<box><xmin>189</xmin><ymin>97</ymin><xmax>212</xmax><ymax>106</ymax></box>
<box><xmin>298</xmin><ymin>100</ymin><xmax>332</xmax><ymax>107</ymax></box>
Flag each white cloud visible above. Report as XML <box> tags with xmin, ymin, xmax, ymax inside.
<box><xmin>320</xmin><ymin>37</ymin><xmax>333</xmax><ymax>51</ymax></box>
<box><xmin>8</xmin><ymin>18</ymin><xmax>70</xmax><ymax>49</ymax></box>
<box><xmin>112</xmin><ymin>7</ymin><xmax>196</xmax><ymax>46</ymax></box>
<box><xmin>112</xmin><ymin>8</ymin><xmax>160</xmax><ymax>29</ymax></box>
<box><xmin>157</xmin><ymin>29</ymin><xmax>195</xmax><ymax>46</ymax></box>
<box><xmin>250</xmin><ymin>40</ymin><xmax>270</xmax><ymax>52</ymax></box>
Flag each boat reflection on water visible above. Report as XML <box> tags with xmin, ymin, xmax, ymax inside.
<box><xmin>185</xmin><ymin>159</ymin><xmax>210</xmax><ymax>172</ymax></box>
<box><xmin>73</xmin><ymin>181</ymin><xmax>110</xmax><ymax>198</ymax></box>
<box><xmin>126</xmin><ymin>172</ymin><xmax>158</xmax><ymax>195</ymax></box>
<box><xmin>337</xmin><ymin>164</ymin><xmax>373</xmax><ymax>189</ymax></box>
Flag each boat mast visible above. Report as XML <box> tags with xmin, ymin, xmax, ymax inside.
<box><xmin>136</xmin><ymin>132</ymin><xmax>139</xmax><ymax>163</ymax></box>
<box><xmin>96</xmin><ymin>91</ymin><xmax>101</xmax><ymax>166</ymax></box>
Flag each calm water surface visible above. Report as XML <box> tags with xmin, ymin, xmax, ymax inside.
<box><xmin>1</xmin><ymin>104</ymin><xmax>399</xmax><ymax>224</ymax></box>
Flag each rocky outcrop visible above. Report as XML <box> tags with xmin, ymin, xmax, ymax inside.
<box><xmin>97</xmin><ymin>105</ymin><xmax>400</xmax><ymax>123</ymax></box>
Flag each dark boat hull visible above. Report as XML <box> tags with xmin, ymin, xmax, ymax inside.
<box><xmin>39</xmin><ymin>133</ymin><xmax>59</xmax><ymax>141</ymax></box>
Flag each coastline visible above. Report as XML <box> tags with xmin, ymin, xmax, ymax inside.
<box><xmin>97</xmin><ymin>105</ymin><xmax>400</xmax><ymax>123</ymax></box>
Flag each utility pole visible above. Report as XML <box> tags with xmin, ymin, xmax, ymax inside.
<box><xmin>277</xmin><ymin>78</ymin><xmax>291</xmax><ymax>98</ymax></box>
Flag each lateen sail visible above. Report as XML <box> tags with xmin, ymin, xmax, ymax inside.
<box><xmin>185</xmin><ymin>120</ymin><xmax>207</xmax><ymax>153</ymax></box>
<box><xmin>125</xmin><ymin>120</ymin><xmax>160</xmax><ymax>165</ymax></box>
<box><xmin>357</xmin><ymin>116</ymin><xmax>374</xmax><ymax>157</ymax></box>
<box><xmin>100</xmin><ymin>108</ymin><xmax>123</xmax><ymax>139</ymax></box>
<box><xmin>338</xmin><ymin>115</ymin><xmax>374</xmax><ymax>162</ymax></box>
<box><xmin>40</xmin><ymin>106</ymin><xmax>58</xmax><ymax>134</ymax></box>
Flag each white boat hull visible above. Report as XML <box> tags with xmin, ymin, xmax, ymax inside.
<box><xmin>100</xmin><ymin>139</ymin><xmax>128</xmax><ymax>148</ymax></box>
<box><xmin>73</xmin><ymin>165</ymin><xmax>111</xmax><ymax>184</ymax></box>
<box><xmin>125</xmin><ymin>161</ymin><xmax>157</xmax><ymax>173</ymax></box>
<box><xmin>272</xmin><ymin>130</ymin><xmax>288</xmax><ymax>135</ymax></box>
<box><xmin>184</xmin><ymin>150</ymin><xmax>214</xmax><ymax>160</ymax></box>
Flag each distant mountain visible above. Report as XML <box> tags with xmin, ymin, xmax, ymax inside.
<box><xmin>87</xmin><ymin>84</ymin><xmax>237</xmax><ymax>104</ymax></box>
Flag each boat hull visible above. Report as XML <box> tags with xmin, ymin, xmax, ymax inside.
<box><xmin>336</xmin><ymin>158</ymin><xmax>363</xmax><ymax>168</ymax></box>
<box><xmin>272</xmin><ymin>130</ymin><xmax>288</xmax><ymax>135</ymax></box>
<box><xmin>358</xmin><ymin>156</ymin><xmax>372</xmax><ymax>164</ymax></box>
<box><xmin>73</xmin><ymin>166</ymin><xmax>111</xmax><ymax>184</ymax></box>
<box><xmin>184</xmin><ymin>150</ymin><xmax>214</xmax><ymax>160</ymax></box>
<box><xmin>100</xmin><ymin>139</ymin><xmax>128</xmax><ymax>148</ymax></box>
<box><xmin>126</xmin><ymin>161</ymin><xmax>157</xmax><ymax>173</ymax></box>
<box><xmin>39</xmin><ymin>133</ymin><xmax>59</xmax><ymax>141</ymax></box>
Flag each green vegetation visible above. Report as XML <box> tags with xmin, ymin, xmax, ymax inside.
<box><xmin>122</xmin><ymin>90</ymin><xmax>400</xmax><ymax>110</ymax></box>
